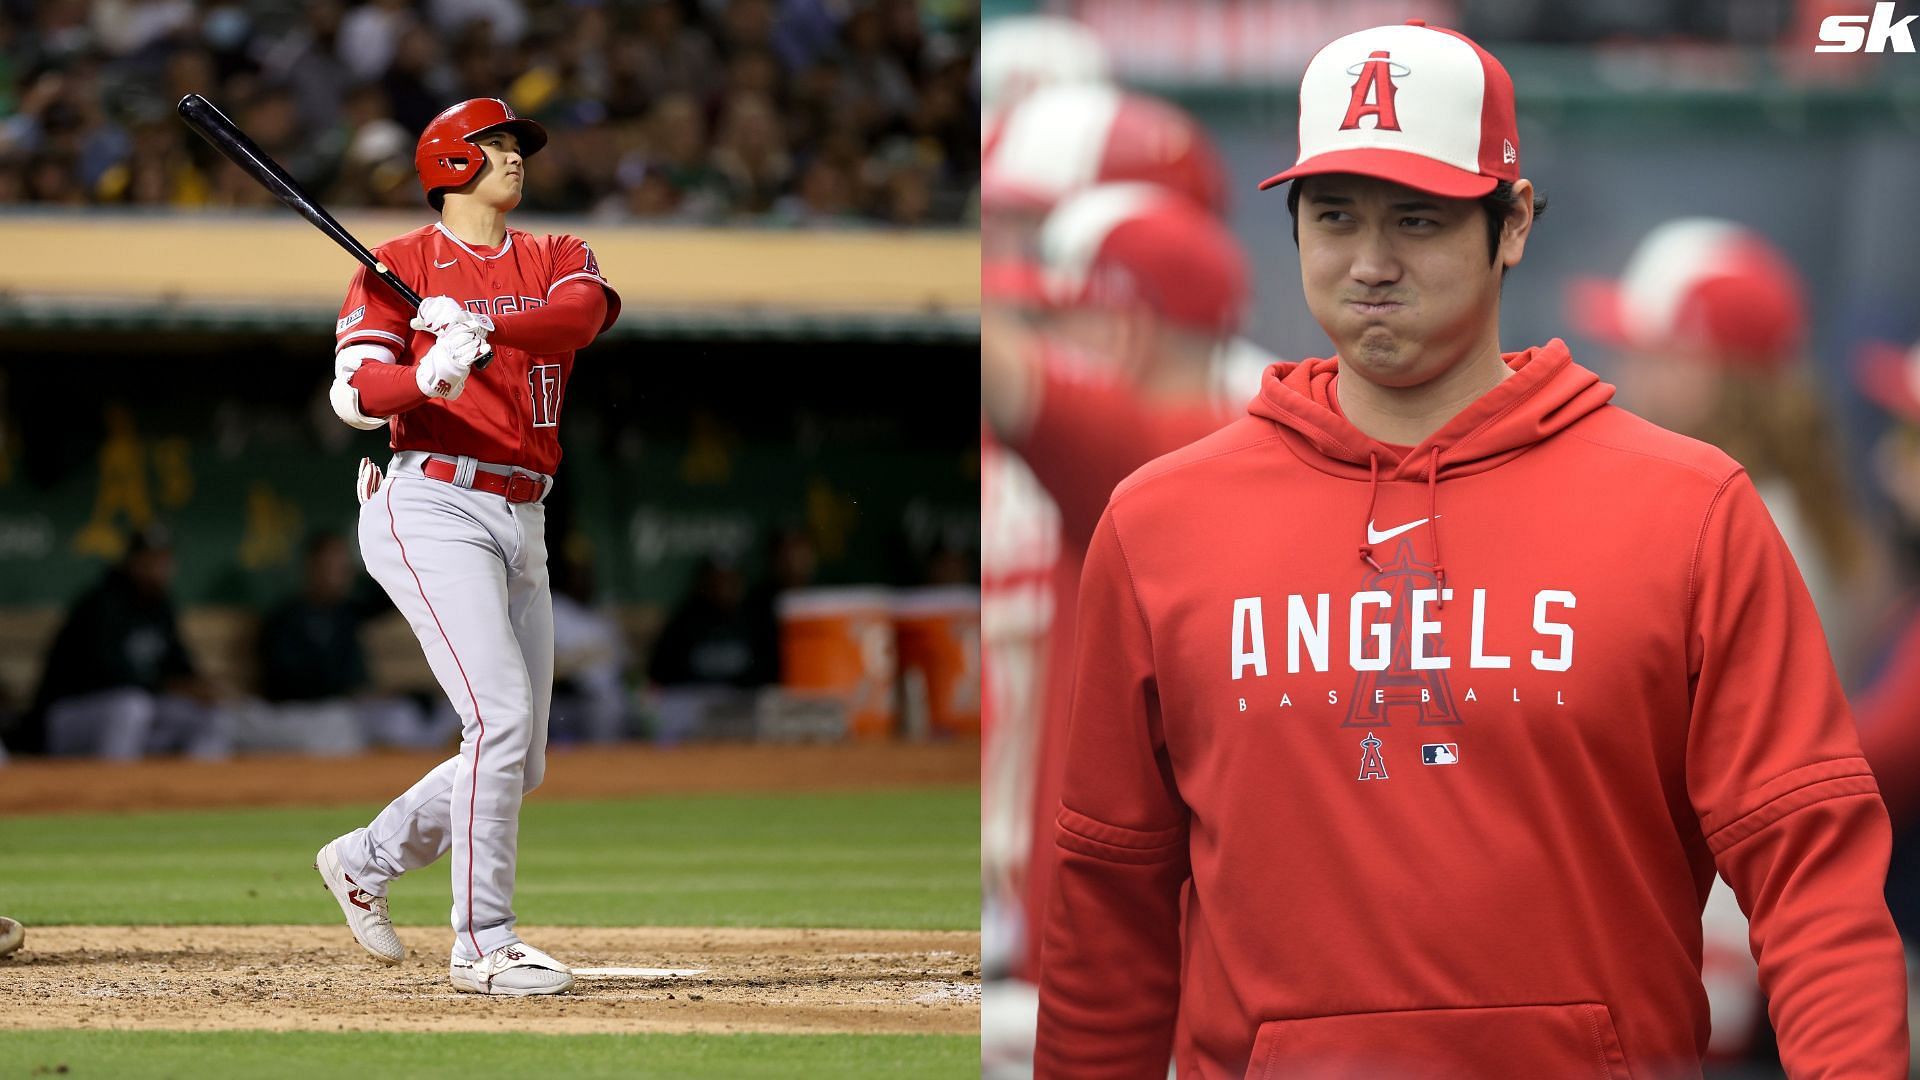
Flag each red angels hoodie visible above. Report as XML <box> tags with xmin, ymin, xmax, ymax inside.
<box><xmin>1036</xmin><ymin>341</ymin><xmax>1907</xmax><ymax>1079</ymax></box>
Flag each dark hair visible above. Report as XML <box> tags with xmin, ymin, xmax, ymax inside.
<box><xmin>1284</xmin><ymin>178</ymin><xmax>1547</xmax><ymax>268</ymax></box>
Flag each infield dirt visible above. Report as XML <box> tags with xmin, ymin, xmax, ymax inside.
<box><xmin>0</xmin><ymin>925</ymin><xmax>979</xmax><ymax>1036</ymax></box>
<box><xmin>0</xmin><ymin>740</ymin><xmax>979</xmax><ymax>815</ymax></box>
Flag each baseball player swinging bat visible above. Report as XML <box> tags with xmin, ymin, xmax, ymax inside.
<box><xmin>175</xmin><ymin>93</ymin><xmax>493</xmax><ymax>370</ymax></box>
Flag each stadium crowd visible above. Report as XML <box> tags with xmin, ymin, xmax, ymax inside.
<box><xmin>0</xmin><ymin>0</ymin><xmax>979</xmax><ymax>224</ymax></box>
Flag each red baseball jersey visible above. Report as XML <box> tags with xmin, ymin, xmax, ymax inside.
<box><xmin>335</xmin><ymin>223</ymin><xmax>621</xmax><ymax>475</ymax></box>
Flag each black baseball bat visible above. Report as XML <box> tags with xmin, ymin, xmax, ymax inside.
<box><xmin>176</xmin><ymin>93</ymin><xmax>492</xmax><ymax>369</ymax></box>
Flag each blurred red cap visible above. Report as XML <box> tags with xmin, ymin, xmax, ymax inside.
<box><xmin>1567</xmin><ymin>218</ymin><xmax>1807</xmax><ymax>367</ymax></box>
<box><xmin>1858</xmin><ymin>340</ymin><xmax>1920</xmax><ymax>425</ymax></box>
<box><xmin>1037</xmin><ymin>183</ymin><xmax>1248</xmax><ymax>335</ymax></box>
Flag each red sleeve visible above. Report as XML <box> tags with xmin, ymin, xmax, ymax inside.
<box><xmin>1853</xmin><ymin>612</ymin><xmax>1920</xmax><ymax>827</ymax></box>
<box><xmin>336</xmin><ymin>260</ymin><xmax>414</xmax><ymax>356</ymax></box>
<box><xmin>1016</xmin><ymin>349</ymin><xmax>1223</xmax><ymax>548</ymax></box>
<box><xmin>1035</xmin><ymin>505</ymin><xmax>1187</xmax><ymax>1079</ymax></box>
<box><xmin>488</xmin><ymin>279</ymin><xmax>609</xmax><ymax>353</ymax></box>
<box><xmin>1687</xmin><ymin>472</ymin><xmax>1908</xmax><ymax>1077</ymax></box>
<box><xmin>542</xmin><ymin>234</ymin><xmax>621</xmax><ymax>334</ymax></box>
<box><xmin>350</xmin><ymin>361</ymin><xmax>429</xmax><ymax>415</ymax></box>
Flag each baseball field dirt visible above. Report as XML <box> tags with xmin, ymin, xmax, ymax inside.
<box><xmin>0</xmin><ymin>739</ymin><xmax>979</xmax><ymax>814</ymax></box>
<box><xmin>0</xmin><ymin>925</ymin><xmax>978</xmax><ymax>1036</ymax></box>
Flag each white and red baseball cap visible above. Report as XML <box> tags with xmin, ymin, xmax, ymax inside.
<box><xmin>1260</xmin><ymin>19</ymin><xmax>1519</xmax><ymax>199</ymax></box>
<box><xmin>983</xmin><ymin>84</ymin><xmax>1229</xmax><ymax>218</ymax></box>
<box><xmin>1566</xmin><ymin>218</ymin><xmax>1807</xmax><ymax>366</ymax></box>
<box><xmin>1014</xmin><ymin>183</ymin><xmax>1248</xmax><ymax>335</ymax></box>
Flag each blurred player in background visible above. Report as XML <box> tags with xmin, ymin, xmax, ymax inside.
<box><xmin>1853</xmin><ymin>340</ymin><xmax>1920</xmax><ymax>831</ymax></box>
<box><xmin>979</xmin><ymin>54</ymin><xmax>1280</xmax><ymax>1077</ymax></box>
<box><xmin>1568</xmin><ymin>218</ymin><xmax>1897</xmax><ymax>1063</ymax></box>
<box><xmin>29</xmin><ymin>525</ymin><xmax>232</xmax><ymax>760</ymax></box>
<box><xmin>251</xmin><ymin>530</ymin><xmax>441</xmax><ymax>753</ymax></box>
<box><xmin>1570</xmin><ymin>220</ymin><xmax>1885</xmax><ymax>684</ymax></box>
<box><xmin>982</xmin><ymin>182</ymin><xmax>1264</xmax><ymax>984</ymax></box>
<box><xmin>314</xmin><ymin>97</ymin><xmax>619</xmax><ymax>997</ymax></box>
<box><xmin>984</xmin><ymin>82</ymin><xmax>1224</xmax><ymax>964</ymax></box>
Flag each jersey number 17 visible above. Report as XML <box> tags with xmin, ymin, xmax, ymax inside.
<box><xmin>528</xmin><ymin>364</ymin><xmax>562</xmax><ymax>428</ymax></box>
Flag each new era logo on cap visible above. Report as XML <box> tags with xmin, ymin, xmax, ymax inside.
<box><xmin>1261</xmin><ymin>20</ymin><xmax>1519</xmax><ymax>200</ymax></box>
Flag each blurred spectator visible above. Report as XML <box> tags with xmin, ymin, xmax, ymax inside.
<box><xmin>429</xmin><ymin>0</ymin><xmax>529</xmax><ymax>48</ymax></box>
<box><xmin>549</xmin><ymin>553</ymin><xmax>632</xmax><ymax>744</ymax></box>
<box><xmin>90</xmin><ymin>0</ymin><xmax>195</xmax><ymax>59</ymax></box>
<box><xmin>98</xmin><ymin>109</ymin><xmax>212</xmax><ymax>205</ymax></box>
<box><xmin>839</xmin><ymin>3</ymin><xmax>914</xmax><ymax>126</ymax></box>
<box><xmin>246</xmin><ymin>531</ymin><xmax>438</xmax><ymax>753</ymax></box>
<box><xmin>630</xmin><ymin>0</ymin><xmax>719</xmax><ymax>103</ymax></box>
<box><xmin>28</xmin><ymin>526</ymin><xmax>233</xmax><ymax>760</ymax></box>
<box><xmin>0</xmin><ymin>0</ymin><xmax>978</xmax><ymax>224</ymax></box>
<box><xmin>338</xmin><ymin>0</ymin><xmax>415</xmax><ymax>82</ymax></box>
<box><xmin>253</xmin><ymin>1</ymin><xmax>353</xmax><ymax>133</ymax></box>
<box><xmin>649</xmin><ymin>553</ymin><xmax>770</xmax><ymax>688</ymax></box>
<box><xmin>711</xmin><ymin>91</ymin><xmax>790</xmax><ymax>214</ymax></box>
<box><xmin>382</xmin><ymin>20</ymin><xmax>455</xmax><ymax>135</ymax></box>
<box><xmin>646</xmin><ymin>550</ymin><xmax>775</xmax><ymax>744</ymax></box>
<box><xmin>743</xmin><ymin>524</ymin><xmax>818</xmax><ymax>683</ymax></box>
<box><xmin>634</xmin><ymin>90</ymin><xmax>727</xmax><ymax>219</ymax></box>
<box><xmin>325</xmin><ymin>80</ymin><xmax>415</xmax><ymax>207</ymax></box>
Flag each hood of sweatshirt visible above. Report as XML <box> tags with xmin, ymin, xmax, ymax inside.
<box><xmin>1248</xmin><ymin>338</ymin><xmax>1612</xmax><ymax>480</ymax></box>
<box><xmin>1247</xmin><ymin>339</ymin><xmax>1615</xmax><ymax>591</ymax></box>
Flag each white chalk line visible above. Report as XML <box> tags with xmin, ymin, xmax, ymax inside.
<box><xmin>572</xmin><ymin>967</ymin><xmax>708</xmax><ymax>978</ymax></box>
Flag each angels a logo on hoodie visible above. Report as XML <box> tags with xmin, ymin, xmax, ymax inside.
<box><xmin>1345</xmin><ymin>540</ymin><xmax>1458</xmax><ymax>729</ymax></box>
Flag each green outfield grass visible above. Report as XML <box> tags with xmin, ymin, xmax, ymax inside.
<box><xmin>0</xmin><ymin>1030</ymin><xmax>976</xmax><ymax>1078</ymax></box>
<box><xmin>0</xmin><ymin>788</ymin><xmax>977</xmax><ymax>930</ymax></box>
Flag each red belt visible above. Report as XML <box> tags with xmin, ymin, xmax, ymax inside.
<box><xmin>420</xmin><ymin>457</ymin><xmax>547</xmax><ymax>503</ymax></box>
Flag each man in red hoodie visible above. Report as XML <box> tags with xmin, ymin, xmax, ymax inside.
<box><xmin>1035</xmin><ymin>19</ymin><xmax>1909</xmax><ymax>1079</ymax></box>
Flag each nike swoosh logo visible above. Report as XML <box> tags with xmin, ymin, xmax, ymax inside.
<box><xmin>434</xmin><ymin>258</ymin><xmax>457</xmax><ymax>268</ymax></box>
<box><xmin>1367</xmin><ymin>516</ymin><xmax>1435</xmax><ymax>544</ymax></box>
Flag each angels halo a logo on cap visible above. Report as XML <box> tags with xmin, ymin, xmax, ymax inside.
<box><xmin>1260</xmin><ymin>19</ymin><xmax>1520</xmax><ymax>200</ymax></box>
<box><xmin>1341</xmin><ymin>50</ymin><xmax>1409</xmax><ymax>131</ymax></box>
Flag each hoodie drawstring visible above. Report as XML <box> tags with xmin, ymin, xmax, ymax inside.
<box><xmin>1358</xmin><ymin>453</ymin><xmax>1384</xmax><ymax>573</ymax></box>
<box><xmin>1360</xmin><ymin>448</ymin><xmax>1446</xmax><ymax>597</ymax></box>
<box><xmin>1428</xmin><ymin>445</ymin><xmax>1447</xmax><ymax>607</ymax></box>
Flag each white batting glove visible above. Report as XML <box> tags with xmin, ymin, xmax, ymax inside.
<box><xmin>410</xmin><ymin>295</ymin><xmax>494</xmax><ymax>337</ymax></box>
<box><xmin>415</xmin><ymin>326</ymin><xmax>483</xmax><ymax>400</ymax></box>
<box><xmin>356</xmin><ymin>456</ymin><xmax>383</xmax><ymax>505</ymax></box>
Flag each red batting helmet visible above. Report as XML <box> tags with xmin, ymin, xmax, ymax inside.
<box><xmin>415</xmin><ymin>98</ymin><xmax>548</xmax><ymax>209</ymax></box>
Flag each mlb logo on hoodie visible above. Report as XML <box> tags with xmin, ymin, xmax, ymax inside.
<box><xmin>1422</xmin><ymin>743</ymin><xmax>1459</xmax><ymax>765</ymax></box>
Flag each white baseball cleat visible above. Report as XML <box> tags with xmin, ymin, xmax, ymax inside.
<box><xmin>450</xmin><ymin>942</ymin><xmax>575</xmax><ymax>996</ymax></box>
<box><xmin>314</xmin><ymin>838</ymin><xmax>405</xmax><ymax>965</ymax></box>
